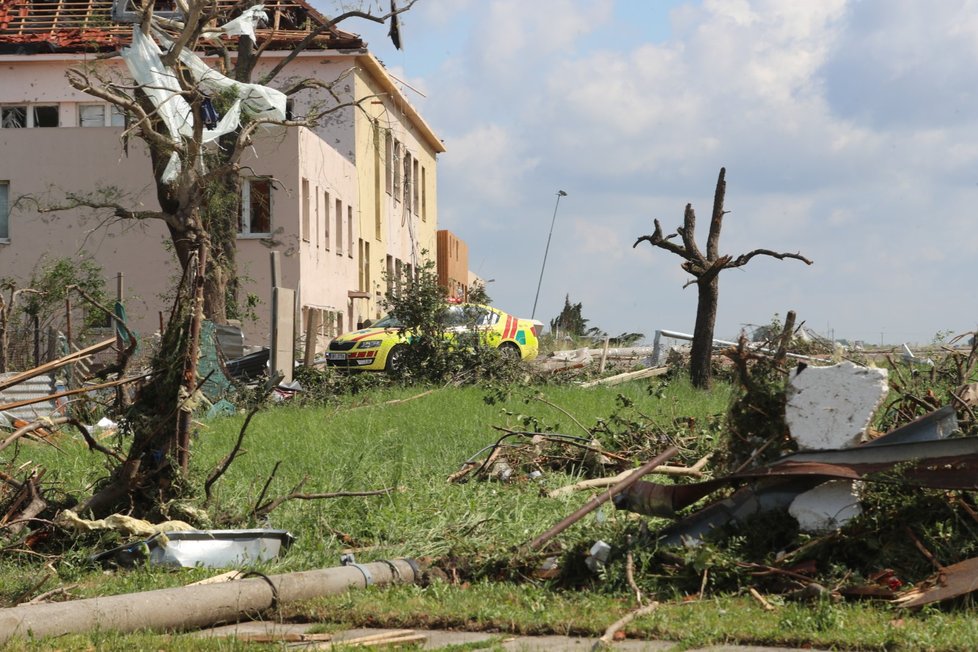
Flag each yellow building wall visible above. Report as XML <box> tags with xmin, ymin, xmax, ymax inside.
<box><xmin>353</xmin><ymin>57</ymin><xmax>441</xmax><ymax>320</ymax></box>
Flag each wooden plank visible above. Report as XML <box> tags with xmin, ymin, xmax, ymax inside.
<box><xmin>579</xmin><ymin>366</ymin><xmax>669</xmax><ymax>388</ymax></box>
<box><xmin>0</xmin><ymin>338</ymin><xmax>114</xmax><ymax>393</ymax></box>
<box><xmin>0</xmin><ymin>374</ymin><xmax>147</xmax><ymax>413</ymax></box>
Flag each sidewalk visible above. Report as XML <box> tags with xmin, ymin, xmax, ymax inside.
<box><xmin>197</xmin><ymin>621</ymin><xmax>818</xmax><ymax>651</ymax></box>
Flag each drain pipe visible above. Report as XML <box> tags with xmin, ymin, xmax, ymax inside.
<box><xmin>0</xmin><ymin>558</ymin><xmax>420</xmax><ymax>645</ymax></box>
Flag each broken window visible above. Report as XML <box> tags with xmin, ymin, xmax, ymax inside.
<box><xmin>79</xmin><ymin>104</ymin><xmax>106</xmax><ymax>127</ymax></box>
<box><xmin>239</xmin><ymin>178</ymin><xmax>272</xmax><ymax>235</ymax></box>
<box><xmin>2</xmin><ymin>106</ymin><xmax>27</xmax><ymax>128</ymax></box>
<box><xmin>33</xmin><ymin>106</ymin><xmax>58</xmax><ymax>127</ymax></box>
<box><xmin>0</xmin><ymin>181</ymin><xmax>9</xmax><ymax>240</ymax></box>
<box><xmin>1</xmin><ymin>105</ymin><xmax>58</xmax><ymax>128</ymax></box>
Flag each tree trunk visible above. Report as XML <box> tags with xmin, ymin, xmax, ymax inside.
<box><xmin>690</xmin><ymin>276</ymin><xmax>719</xmax><ymax>389</ymax></box>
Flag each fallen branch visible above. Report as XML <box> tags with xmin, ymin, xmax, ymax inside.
<box><xmin>591</xmin><ymin>603</ymin><xmax>659</xmax><ymax>650</ymax></box>
<box><xmin>527</xmin><ymin>446</ymin><xmax>679</xmax><ymax>551</ymax></box>
<box><xmin>25</xmin><ymin>584</ymin><xmax>78</xmax><ymax>605</ymax></box>
<box><xmin>491</xmin><ymin>427</ymin><xmax>632</xmax><ymax>463</ymax></box>
<box><xmin>625</xmin><ymin>535</ymin><xmax>643</xmax><ymax>607</ymax></box>
<box><xmin>749</xmin><ymin>587</ymin><xmax>776</xmax><ymax>611</ymax></box>
<box><xmin>341</xmin><ymin>630</ymin><xmax>424</xmax><ymax>647</ymax></box>
<box><xmin>204</xmin><ymin>380</ymin><xmax>278</xmax><ymax>504</ymax></box>
<box><xmin>532</xmin><ymin>394</ymin><xmax>592</xmax><ymax>437</ymax></box>
<box><xmin>348</xmin><ymin>388</ymin><xmax>437</xmax><ymax>409</ymax></box>
<box><xmin>254</xmin><ymin>486</ymin><xmax>398</xmax><ymax>519</ymax></box>
<box><xmin>547</xmin><ymin>454</ymin><xmax>711</xmax><ymax>498</ymax></box>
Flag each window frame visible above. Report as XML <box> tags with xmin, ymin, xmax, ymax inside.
<box><xmin>0</xmin><ymin>181</ymin><xmax>9</xmax><ymax>242</ymax></box>
<box><xmin>238</xmin><ymin>177</ymin><xmax>273</xmax><ymax>237</ymax></box>
<box><xmin>1</xmin><ymin>104</ymin><xmax>59</xmax><ymax>128</ymax></box>
<box><xmin>79</xmin><ymin>103</ymin><xmax>107</xmax><ymax>127</ymax></box>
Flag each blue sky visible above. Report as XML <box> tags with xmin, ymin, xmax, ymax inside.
<box><xmin>314</xmin><ymin>0</ymin><xmax>978</xmax><ymax>345</ymax></box>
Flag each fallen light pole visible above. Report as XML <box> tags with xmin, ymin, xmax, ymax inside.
<box><xmin>0</xmin><ymin>558</ymin><xmax>420</xmax><ymax>645</ymax></box>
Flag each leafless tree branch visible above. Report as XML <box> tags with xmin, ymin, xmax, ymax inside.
<box><xmin>259</xmin><ymin>0</ymin><xmax>421</xmax><ymax>85</ymax></box>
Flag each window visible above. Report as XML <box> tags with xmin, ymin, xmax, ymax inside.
<box><xmin>384</xmin><ymin>131</ymin><xmax>393</xmax><ymax>194</ymax></box>
<box><xmin>421</xmin><ymin>166</ymin><xmax>427</xmax><ymax>222</ymax></box>
<box><xmin>1</xmin><ymin>105</ymin><xmax>58</xmax><ymax>128</ymax></box>
<box><xmin>0</xmin><ymin>181</ymin><xmax>9</xmax><ymax>241</ymax></box>
<box><xmin>386</xmin><ymin>255</ymin><xmax>394</xmax><ymax>293</ymax></box>
<box><xmin>301</xmin><ymin>178</ymin><xmax>310</xmax><ymax>242</ymax></box>
<box><xmin>79</xmin><ymin>104</ymin><xmax>106</xmax><ymax>127</ymax></box>
<box><xmin>2</xmin><ymin>106</ymin><xmax>26</xmax><ymax>128</ymax></box>
<box><xmin>110</xmin><ymin>105</ymin><xmax>126</xmax><ymax>127</ymax></box>
<box><xmin>335</xmin><ymin>198</ymin><xmax>343</xmax><ymax>256</ymax></box>
<box><xmin>80</xmin><ymin>104</ymin><xmax>124</xmax><ymax>127</ymax></box>
<box><xmin>412</xmin><ymin>158</ymin><xmax>420</xmax><ymax>215</ymax></box>
<box><xmin>323</xmin><ymin>191</ymin><xmax>330</xmax><ymax>250</ymax></box>
<box><xmin>239</xmin><ymin>178</ymin><xmax>272</xmax><ymax>235</ymax></box>
<box><xmin>347</xmin><ymin>206</ymin><xmax>353</xmax><ymax>258</ymax></box>
<box><xmin>403</xmin><ymin>151</ymin><xmax>412</xmax><ymax>209</ymax></box>
<box><xmin>358</xmin><ymin>239</ymin><xmax>371</xmax><ymax>292</ymax></box>
<box><xmin>314</xmin><ymin>190</ymin><xmax>321</xmax><ymax>248</ymax></box>
<box><xmin>33</xmin><ymin>106</ymin><xmax>58</xmax><ymax>127</ymax></box>
<box><xmin>393</xmin><ymin>140</ymin><xmax>402</xmax><ymax>200</ymax></box>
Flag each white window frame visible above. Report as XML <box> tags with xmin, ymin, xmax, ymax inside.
<box><xmin>1</xmin><ymin>104</ymin><xmax>59</xmax><ymax>128</ymax></box>
<box><xmin>239</xmin><ymin>177</ymin><xmax>273</xmax><ymax>237</ymax></box>
<box><xmin>79</xmin><ymin>103</ymin><xmax>106</xmax><ymax>127</ymax></box>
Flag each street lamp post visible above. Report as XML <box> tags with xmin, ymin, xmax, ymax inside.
<box><xmin>531</xmin><ymin>190</ymin><xmax>568</xmax><ymax>320</ymax></box>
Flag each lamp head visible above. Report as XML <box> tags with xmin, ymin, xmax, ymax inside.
<box><xmin>557</xmin><ymin>190</ymin><xmax>567</xmax><ymax>197</ymax></box>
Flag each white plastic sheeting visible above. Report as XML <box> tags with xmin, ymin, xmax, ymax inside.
<box><xmin>119</xmin><ymin>6</ymin><xmax>287</xmax><ymax>183</ymax></box>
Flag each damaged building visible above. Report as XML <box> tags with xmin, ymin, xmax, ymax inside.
<box><xmin>0</xmin><ymin>0</ymin><xmax>460</xmax><ymax>356</ymax></box>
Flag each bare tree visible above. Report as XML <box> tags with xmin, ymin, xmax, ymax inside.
<box><xmin>634</xmin><ymin>167</ymin><xmax>813</xmax><ymax>389</ymax></box>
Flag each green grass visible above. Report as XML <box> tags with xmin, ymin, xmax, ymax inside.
<box><xmin>8</xmin><ymin>374</ymin><xmax>978</xmax><ymax>650</ymax></box>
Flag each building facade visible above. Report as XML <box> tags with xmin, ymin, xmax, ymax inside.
<box><xmin>0</xmin><ymin>0</ymin><xmax>444</xmax><ymax>356</ymax></box>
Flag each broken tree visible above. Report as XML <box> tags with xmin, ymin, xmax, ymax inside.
<box><xmin>633</xmin><ymin>167</ymin><xmax>813</xmax><ymax>389</ymax></box>
<box><xmin>32</xmin><ymin>1</ymin><xmax>416</xmax><ymax>518</ymax></box>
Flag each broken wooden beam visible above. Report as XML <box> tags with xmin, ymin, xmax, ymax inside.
<box><xmin>0</xmin><ymin>338</ymin><xmax>115</xmax><ymax>393</ymax></box>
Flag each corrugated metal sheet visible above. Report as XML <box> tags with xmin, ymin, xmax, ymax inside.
<box><xmin>0</xmin><ymin>373</ymin><xmax>60</xmax><ymax>421</ymax></box>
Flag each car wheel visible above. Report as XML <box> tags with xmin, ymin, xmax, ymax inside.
<box><xmin>498</xmin><ymin>343</ymin><xmax>521</xmax><ymax>360</ymax></box>
<box><xmin>385</xmin><ymin>344</ymin><xmax>408</xmax><ymax>372</ymax></box>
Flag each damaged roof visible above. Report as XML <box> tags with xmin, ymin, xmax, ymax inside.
<box><xmin>0</xmin><ymin>0</ymin><xmax>364</xmax><ymax>54</ymax></box>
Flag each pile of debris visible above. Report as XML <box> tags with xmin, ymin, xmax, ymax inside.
<box><xmin>460</xmin><ymin>344</ymin><xmax>978</xmax><ymax>610</ymax></box>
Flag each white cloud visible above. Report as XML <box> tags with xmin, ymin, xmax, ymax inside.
<box><xmin>439</xmin><ymin>123</ymin><xmax>540</xmax><ymax>211</ymax></box>
<box><xmin>338</xmin><ymin>0</ymin><xmax>978</xmax><ymax>342</ymax></box>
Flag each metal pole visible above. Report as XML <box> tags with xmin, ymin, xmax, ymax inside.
<box><xmin>531</xmin><ymin>190</ymin><xmax>567</xmax><ymax>320</ymax></box>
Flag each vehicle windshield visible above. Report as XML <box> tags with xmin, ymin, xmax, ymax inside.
<box><xmin>370</xmin><ymin>315</ymin><xmax>403</xmax><ymax>328</ymax></box>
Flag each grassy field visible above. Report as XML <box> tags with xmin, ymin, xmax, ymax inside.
<box><xmin>6</xmin><ymin>372</ymin><xmax>978</xmax><ymax>650</ymax></box>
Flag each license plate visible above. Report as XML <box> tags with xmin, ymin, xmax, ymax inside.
<box><xmin>327</xmin><ymin>352</ymin><xmax>346</xmax><ymax>361</ymax></box>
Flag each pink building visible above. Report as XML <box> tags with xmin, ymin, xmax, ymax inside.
<box><xmin>0</xmin><ymin>0</ymin><xmax>444</xmax><ymax>359</ymax></box>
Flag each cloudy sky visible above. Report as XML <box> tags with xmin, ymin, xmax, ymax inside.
<box><xmin>316</xmin><ymin>0</ymin><xmax>978</xmax><ymax>346</ymax></box>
